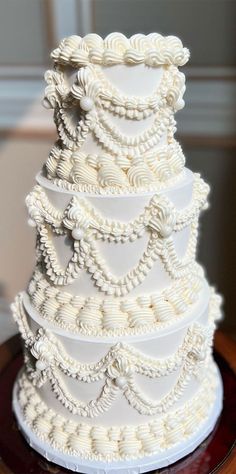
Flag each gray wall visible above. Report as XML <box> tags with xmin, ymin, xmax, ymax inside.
<box><xmin>91</xmin><ymin>0</ymin><xmax>236</xmax><ymax>65</ymax></box>
<box><xmin>0</xmin><ymin>0</ymin><xmax>48</xmax><ymax>65</ymax></box>
<box><xmin>1</xmin><ymin>0</ymin><xmax>236</xmax><ymax>66</ymax></box>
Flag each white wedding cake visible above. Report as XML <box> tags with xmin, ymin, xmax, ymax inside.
<box><xmin>12</xmin><ymin>33</ymin><xmax>223</xmax><ymax>473</ymax></box>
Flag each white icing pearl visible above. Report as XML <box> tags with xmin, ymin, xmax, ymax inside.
<box><xmin>115</xmin><ymin>376</ymin><xmax>127</xmax><ymax>389</ymax></box>
<box><xmin>72</xmin><ymin>227</ymin><xmax>84</xmax><ymax>240</ymax></box>
<box><xmin>80</xmin><ymin>96</ymin><xmax>94</xmax><ymax>111</ymax></box>
<box><xmin>36</xmin><ymin>360</ymin><xmax>47</xmax><ymax>371</ymax></box>
<box><xmin>28</xmin><ymin>218</ymin><xmax>36</xmax><ymax>228</ymax></box>
<box><xmin>160</xmin><ymin>225</ymin><xmax>172</xmax><ymax>238</ymax></box>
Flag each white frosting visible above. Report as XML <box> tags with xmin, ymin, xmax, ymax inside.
<box><xmin>44</xmin><ymin>63</ymin><xmax>185</xmax><ymax>153</ymax></box>
<box><xmin>45</xmin><ymin>64</ymin><xmax>184</xmax><ymax>119</ymax></box>
<box><xmin>12</xmin><ymin>288</ymin><xmax>222</xmax><ymax>428</ymax></box>
<box><xmin>38</xmin><ymin>30</ymin><xmax>190</xmax><ymax>204</ymax></box>
<box><xmin>49</xmin><ymin>75</ymin><xmax>176</xmax><ymax>156</ymax></box>
<box><xmin>45</xmin><ymin>140</ymin><xmax>186</xmax><ymax>193</ymax></box>
<box><xmin>27</xmin><ymin>267</ymin><xmax>204</xmax><ymax>337</ymax></box>
<box><xmin>27</xmin><ymin>170</ymin><xmax>208</xmax><ymax>299</ymax></box>
<box><xmin>51</xmin><ymin>33</ymin><xmax>190</xmax><ymax>67</ymax></box>
<box><xmin>13</xmin><ymin>31</ymin><xmax>223</xmax><ymax>468</ymax></box>
<box><xmin>13</xmin><ymin>292</ymin><xmax>216</xmax><ymax>419</ymax></box>
<box><xmin>16</xmin><ymin>362</ymin><xmax>218</xmax><ymax>462</ymax></box>
<box><xmin>43</xmin><ymin>46</ymin><xmax>187</xmax><ymax>191</ymax></box>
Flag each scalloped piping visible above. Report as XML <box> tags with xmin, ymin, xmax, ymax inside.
<box><xmin>43</xmin><ymin>62</ymin><xmax>182</xmax><ymax>154</ymax></box>
<box><xmin>12</xmin><ymin>292</ymin><xmax>219</xmax><ymax>418</ymax></box>
<box><xmin>16</xmin><ymin>363</ymin><xmax>217</xmax><ymax>461</ymax></box>
<box><xmin>55</xmin><ymin>103</ymin><xmax>174</xmax><ymax>153</ymax></box>
<box><xmin>44</xmin><ymin>64</ymin><xmax>185</xmax><ymax>120</ymax></box>
<box><xmin>35</xmin><ymin>223</ymin><xmax>198</xmax><ymax>291</ymax></box>
<box><xmin>26</xmin><ymin>175</ymin><xmax>209</xmax><ymax>293</ymax></box>
<box><xmin>28</xmin><ymin>266</ymin><xmax>204</xmax><ymax>336</ymax></box>
<box><xmin>45</xmin><ymin>170</ymin><xmax>186</xmax><ymax>195</ymax></box>
<box><xmin>92</xmin><ymin>64</ymin><xmax>185</xmax><ymax>118</ymax></box>
<box><xmin>45</xmin><ymin>141</ymin><xmax>185</xmax><ymax>193</ymax></box>
<box><xmin>51</xmin><ymin>33</ymin><xmax>190</xmax><ymax>67</ymax></box>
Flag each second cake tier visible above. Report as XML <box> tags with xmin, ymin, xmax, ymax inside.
<box><xmin>26</xmin><ymin>167</ymin><xmax>209</xmax><ymax>337</ymax></box>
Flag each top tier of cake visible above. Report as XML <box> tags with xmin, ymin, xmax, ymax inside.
<box><xmin>44</xmin><ymin>33</ymin><xmax>189</xmax><ymax>194</ymax></box>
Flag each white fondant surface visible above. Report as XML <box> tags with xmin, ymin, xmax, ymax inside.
<box><xmin>102</xmin><ymin>64</ymin><xmax>163</xmax><ymax>97</ymax></box>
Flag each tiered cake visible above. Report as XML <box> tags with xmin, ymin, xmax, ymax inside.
<box><xmin>12</xmin><ymin>33</ymin><xmax>223</xmax><ymax>473</ymax></box>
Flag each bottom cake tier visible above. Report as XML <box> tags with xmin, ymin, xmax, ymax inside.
<box><xmin>13</xmin><ymin>362</ymin><xmax>222</xmax><ymax>474</ymax></box>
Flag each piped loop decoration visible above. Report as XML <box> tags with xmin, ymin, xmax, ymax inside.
<box><xmin>12</xmin><ymin>292</ymin><xmax>219</xmax><ymax>418</ymax></box>
<box><xmin>25</xmin><ymin>174</ymin><xmax>209</xmax><ymax>293</ymax></box>
<box><xmin>45</xmin><ymin>63</ymin><xmax>186</xmax><ymax>121</ymax></box>
<box><xmin>16</xmin><ymin>365</ymin><xmax>218</xmax><ymax>461</ymax></box>
<box><xmin>43</xmin><ymin>58</ymin><xmax>186</xmax><ymax>153</ymax></box>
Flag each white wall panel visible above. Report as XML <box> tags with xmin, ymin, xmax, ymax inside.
<box><xmin>0</xmin><ymin>0</ymin><xmax>47</xmax><ymax>65</ymax></box>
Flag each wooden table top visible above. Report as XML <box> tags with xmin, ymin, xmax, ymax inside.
<box><xmin>0</xmin><ymin>330</ymin><xmax>235</xmax><ymax>474</ymax></box>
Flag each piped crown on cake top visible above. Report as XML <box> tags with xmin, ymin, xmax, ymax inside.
<box><xmin>50</xmin><ymin>32</ymin><xmax>190</xmax><ymax>66</ymax></box>
<box><xmin>43</xmin><ymin>33</ymin><xmax>189</xmax><ymax>194</ymax></box>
